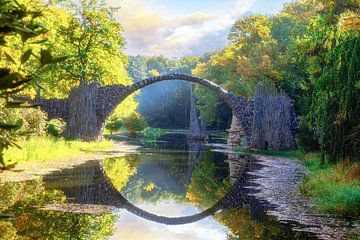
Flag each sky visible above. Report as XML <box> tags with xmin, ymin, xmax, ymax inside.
<box><xmin>110</xmin><ymin>201</ymin><xmax>228</xmax><ymax>240</ymax></box>
<box><xmin>108</xmin><ymin>0</ymin><xmax>290</xmax><ymax>57</ymax></box>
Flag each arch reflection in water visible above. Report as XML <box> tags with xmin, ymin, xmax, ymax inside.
<box><xmin>44</xmin><ymin>157</ymin><xmax>232</xmax><ymax>225</ymax></box>
<box><xmin>42</xmin><ymin>152</ymin><xmax>271</xmax><ymax>225</ymax></box>
<box><xmin>40</xmin><ymin>136</ymin><xmax>318</xmax><ymax>239</ymax></box>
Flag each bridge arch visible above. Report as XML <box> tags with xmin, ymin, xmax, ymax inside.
<box><xmin>39</xmin><ymin>73</ymin><xmax>252</xmax><ymax>145</ymax></box>
<box><xmin>38</xmin><ymin>73</ymin><xmax>297</xmax><ymax>150</ymax></box>
<box><xmin>97</xmin><ymin>73</ymin><xmax>252</xmax><ymax>141</ymax></box>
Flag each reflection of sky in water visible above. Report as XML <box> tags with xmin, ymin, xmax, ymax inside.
<box><xmin>110</xmin><ymin>201</ymin><xmax>228</xmax><ymax>240</ymax></box>
<box><xmin>133</xmin><ymin>200</ymin><xmax>203</xmax><ymax>216</ymax></box>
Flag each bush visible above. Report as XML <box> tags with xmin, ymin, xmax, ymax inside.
<box><xmin>141</xmin><ymin>127</ymin><xmax>165</xmax><ymax>142</ymax></box>
<box><xmin>301</xmin><ymin>154</ymin><xmax>360</xmax><ymax>217</ymax></box>
<box><xmin>0</xmin><ymin>106</ymin><xmax>48</xmax><ymax>167</ymax></box>
<box><xmin>296</xmin><ymin>118</ymin><xmax>319</xmax><ymax>152</ymax></box>
<box><xmin>123</xmin><ymin>113</ymin><xmax>147</xmax><ymax>137</ymax></box>
<box><xmin>105</xmin><ymin>118</ymin><xmax>123</xmax><ymax>134</ymax></box>
<box><xmin>17</xmin><ymin>108</ymin><xmax>48</xmax><ymax>138</ymax></box>
<box><xmin>47</xmin><ymin>119</ymin><xmax>66</xmax><ymax>137</ymax></box>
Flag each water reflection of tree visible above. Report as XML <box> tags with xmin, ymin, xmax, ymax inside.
<box><xmin>103</xmin><ymin>155</ymin><xmax>140</xmax><ymax>192</ymax></box>
<box><xmin>119</xmin><ymin>152</ymin><xmax>189</xmax><ymax>204</ymax></box>
<box><xmin>187</xmin><ymin>141</ymin><xmax>204</xmax><ymax>183</ymax></box>
<box><xmin>118</xmin><ymin>142</ymin><xmax>218</xmax><ymax>204</ymax></box>
<box><xmin>186</xmin><ymin>157</ymin><xmax>232</xmax><ymax>208</ymax></box>
<box><xmin>121</xmin><ymin>177</ymin><xmax>186</xmax><ymax>204</ymax></box>
<box><xmin>217</xmin><ymin>208</ymin><xmax>316</xmax><ymax>240</ymax></box>
<box><xmin>0</xmin><ymin>179</ymin><xmax>116</xmax><ymax>240</ymax></box>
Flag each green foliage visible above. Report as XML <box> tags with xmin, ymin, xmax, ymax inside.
<box><xmin>186</xmin><ymin>158</ymin><xmax>231</xmax><ymax>208</ymax></box>
<box><xmin>192</xmin><ymin>14</ymin><xmax>284</xmax><ymax>123</ymax></box>
<box><xmin>47</xmin><ymin>118</ymin><xmax>66</xmax><ymax>137</ymax></box>
<box><xmin>123</xmin><ymin>113</ymin><xmax>148</xmax><ymax>137</ymax></box>
<box><xmin>39</xmin><ymin>0</ymin><xmax>128</xmax><ymax>90</ymax></box>
<box><xmin>0</xmin><ymin>179</ymin><xmax>116</xmax><ymax>239</ymax></box>
<box><xmin>122</xmin><ymin>177</ymin><xmax>186</xmax><ymax>204</ymax></box>
<box><xmin>141</xmin><ymin>127</ymin><xmax>165</xmax><ymax>143</ymax></box>
<box><xmin>0</xmin><ymin>0</ymin><xmax>68</xmax><ymax>95</ymax></box>
<box><xmin>3</xmin><ymin>137</ymin><xmax>114</xmax><ymax>165</ymax></box>
<box><xmin>0</xmin><ymin>0</ymin><xmax>67</xmax><ymax>168</ymax></box>
<box><xmin>36</xmin><ymin>0</ymin><xmax>138</xmax><ymax>123</ymax></box>
<box><xmin>17</xmin><ymin>107</ymin><xmax>48</xmax><ymax>137</ymax></box>
<box><xmin>301</xmin><ymin>153</ymin><xmax>360</xmax><ymax>217</ymax></box>
<box><xmin>296</xmin><ymin>118</ymin><xmax>319</xmax><ymax>151</ymax></box>
<box><xmin>193</xmin><ymin>0</ymin><xmax>360</xmax><ymax>162</ymax></box>
<box><xmin>103</xmin><ymin>156</ymin><xmax>140</xmax><ymax>192</ymax></box>
<box><xmin>127</xmin><ymin>55</ymin><xmax>147</xmax><ymax>81</ymax></box>
<box><xmin>308</xmin><ymin>36</ymin><xmax>360</xmax><ymax>162</ymax></box>
<box><xmin>105</xmin><ymin>117</ymin><xmax>122</xmax><ymax>134</ymax></box>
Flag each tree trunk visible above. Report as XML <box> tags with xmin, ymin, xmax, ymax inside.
<box><xmin>64</xmin><ymin>82</ymin><xmax>101</xmax><ymax>141</ymax></box>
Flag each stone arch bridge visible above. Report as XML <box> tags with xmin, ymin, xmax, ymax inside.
<box><xmin>36</xmin><ymin>73</ymin><xmax>297</xmax><ymax>150</ymax></box>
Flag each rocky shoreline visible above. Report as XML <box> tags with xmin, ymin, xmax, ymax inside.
<box><xmin>249</xmin><ymin>155</ymin><xmax>359</xmax><ymax>240</ymax></box>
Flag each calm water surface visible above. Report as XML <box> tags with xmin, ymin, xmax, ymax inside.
<box><xmin>0</xmin><ymin>132</ymin><xmax>341</xmax><ymax>239</ymax></box>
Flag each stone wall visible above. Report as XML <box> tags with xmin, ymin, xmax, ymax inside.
<box><xmin>227</xmin><ymin>84</ymin><xmax>298</xmax><ymax>150</ymax></box>
<box><xmin>227</xmin><ymin>116</ymin><xmax>246</xmax><ymax>147</ymax></box>
<box><xmin>250</xmin><ymin>84</ymin><xmax>297</xmax><ymax>150</ymax></box>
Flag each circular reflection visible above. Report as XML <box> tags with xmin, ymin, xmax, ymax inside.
<box><xmin>99</xmin><ymin>151</ymin><xmax>256</xmax><ymax>225</ymax></box>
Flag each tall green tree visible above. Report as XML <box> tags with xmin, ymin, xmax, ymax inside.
<box><xmin>309</xmin><ymin>36</ymin><xmax>360</xmax><ymax>162</ymax></box>
<box><xmin>35</xmin><ymin>0</ymin><xmax>136</xmax><ymax>140</ymax></box>
<box><xmin>38</xmin><ymin>0</ymin><xmax>129</xmax><ymax>95</ymax></box>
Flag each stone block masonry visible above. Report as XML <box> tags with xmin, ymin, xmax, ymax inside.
<box><xmin>36</xmin><ymin>73</ymin><xmax>297</xmax><ymax>150</ymax></box>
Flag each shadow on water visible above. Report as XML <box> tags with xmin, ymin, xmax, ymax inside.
<box><xmin>0</xmin><ymin>132</ymin><xmax>354</xmax><ymax>239</ymax></box>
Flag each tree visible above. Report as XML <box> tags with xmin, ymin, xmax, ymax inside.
<box><xmin>103</xmin><ymin>156</ymin><xmax>140</xmax><ymax>191</ymax></box>
<box><xmin>45</xmin><ymin>0</ymin><xmax>127</xmax><ymax>86</ymax></box>
<box><xmin>310</xmin><ymin>36</ymin><xmax>360</xmax><ymax>162</ymax></box>
<box><xmin>0</xmin><ymin>0</ymin><xmax>66</xmax><ymax>168</ymax></box>
<box><xmin>127</xmin><ymin>55</ymin><xmax>147</xmax><ymax>82</ymax></box>
<box><xmin>192</xmin><ymin>0</ymin><xmax>360</xmax><ymax>161</ymax></box>
<box><xmin>105</xmin><ymin>117</ymin><xmax>122</xmax><ymax>134</ymax></box>
<box><xmin>123</xmin><ymin>113</ymin><xmax>147</xmax><ymax>137</ymax></box>
<box><xmin>36</xmin><ymin>0</ymin><xmax>134</xmax><ymax>140</ymax></box>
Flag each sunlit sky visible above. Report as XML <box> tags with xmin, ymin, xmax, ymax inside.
<box><xmin>110</xmin><ymin>202</ymin><xmax>228</xmax><ymax>240</ymax></box>
<box><xmin>108</xmin><ymin>0</ymin><xmax>290</xmax><ymax>57</ymax></box>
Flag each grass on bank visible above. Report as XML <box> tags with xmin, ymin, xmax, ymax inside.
<box><xmin>234</xmin><ymin>147</ymin><xmax>360</xmax><ymax>217</ymax></box>
<box><xmin>3</xmin><ymin>137</ymin><xmax>114</xmax><ymax>165</ymax></box>
<box><xmin>300</xmin><ymin>153</ymin><xmax>360</xmax><ymax>217</ymax></box>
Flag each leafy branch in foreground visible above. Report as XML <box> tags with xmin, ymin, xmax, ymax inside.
<box><xmin>0</xmin><ymin>0</ymin><xmax>67</xmax><ymax>168</ymax></box>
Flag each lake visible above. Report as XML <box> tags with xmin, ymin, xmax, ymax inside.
<box><xmin>0</xmin><ymin>131</ymin><xmax>358</xmax><ymax>239</ymax></box>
